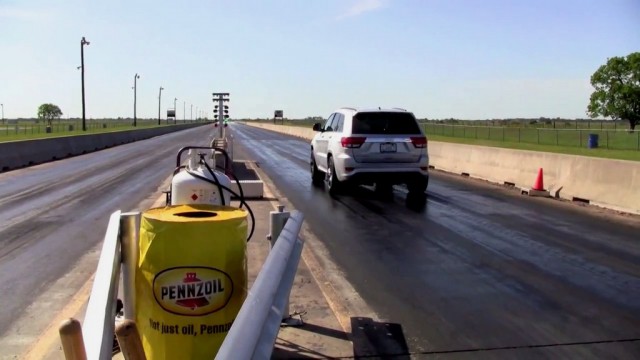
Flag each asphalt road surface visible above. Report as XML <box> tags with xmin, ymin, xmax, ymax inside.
<box><xmin>230</xmin><ymin>123</ymin><xmax>640</xmax><ymax>359</ymax></box>
<box><xmin>0</xmin><ymin>126</ymin><xmax>215</xmax><ymax>339</ymax></box>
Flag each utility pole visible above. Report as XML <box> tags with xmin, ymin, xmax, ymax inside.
<box><xmin>173</xmin><ymin>97</ymin><xmax>177</xmax><ymax>124</ymax></box>
<box><xmin>80</xmin><ymin>37</ymin><xmax>90</xmax><ymax>131</ymax></box>
<box><xmin>158</xmin><ymin>86</ymin><xmax>164</xmax><ymax>125</ymax></box>
<box><xmin>212</xmin><ymin>92</ymin><xmax>230</xmax><ymax>138</ymax></box>
<box><xmin>133</xmin><ymin>73</ymin><xmax>140</xmax><ymax>126</ymax></box>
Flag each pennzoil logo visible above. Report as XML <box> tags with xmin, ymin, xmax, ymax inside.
<box><xmin>153</xmin><ymin>267</ymin><xmax>234</xmax><ymax>316</ymax></box>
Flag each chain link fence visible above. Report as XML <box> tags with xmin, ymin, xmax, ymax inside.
<box><xmin>424</xmin><ymin>124</ymin><xmax>640</xmax><ymax>151</ymax></box>
<box><xmin>0</xmin><ymin>119</ymin><xmax>202</xmax><ymax>138</ymax></box>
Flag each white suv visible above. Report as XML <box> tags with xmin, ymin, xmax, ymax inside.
<box><xmin>310</xmin><ymin>107</ymin><xmax>429</xmax><ymax>204</ymax></box>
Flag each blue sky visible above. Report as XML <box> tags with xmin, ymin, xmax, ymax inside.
<box><xmin>0</xmin><ymin>0</ymin><xmax>638</xmax><ymax>120</ymax></box>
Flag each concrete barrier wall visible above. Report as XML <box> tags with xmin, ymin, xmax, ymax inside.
<box><xmin>1</xmin><ymin>123</ymin><xmax>207</xmax><ymax>172</ymax></box>
<box><xmin>242</xmin><ymin>122</ymin><xmax>640</xmax><ymax>215</ymax></box>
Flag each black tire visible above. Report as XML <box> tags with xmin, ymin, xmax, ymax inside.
<box><xmin>310</xmin><ymin>152</ymin><xmax>324</xmax><ymax>186</ymax></box>
<box><xmin>406</xmin><ymin>191</ymin><xmax>427</xmax><ymax>211</ymax></box>
<box><xmin>326</xmin><ymin>156</ymin><xmax>342</xmax><ymax>195</ymax></box>
<box><xmin>407</xmin><ymin>176</ymin><xmax>428</xmax><ymax>194</ymax></box>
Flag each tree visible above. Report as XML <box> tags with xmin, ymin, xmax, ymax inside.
<box><xmin>37</xmin><ymin>103</ymin><xmax>63</xmax><ymax>127</ymax></box>
<box><xmin>587</xmin><ymin>52</ymin><xmax>640</xmax><ymax>131</ymax></box>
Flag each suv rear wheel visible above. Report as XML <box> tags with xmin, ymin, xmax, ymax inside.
<box><xmin>406</xmin><ymin>192</ymin><xmax>427</xmax><ymax>210</ymax></box>
<box><xmin>407</xmin><ymin>177</ymin><xmax>428</xmax><ymax>194</ymax></box>
<box><xmin>326</xmin><ymin>156</ymin><xmax>343</xmax><ymax>195</ymax></box>
<box><xmin>406</xmin><ymin>177</ymin><xmax>428</xmax><ymax>210</ymax></box>
<box><xmin>310</xmin><ymin>152</ymin><xmax>324</xmax><ymax>186</ymax></box>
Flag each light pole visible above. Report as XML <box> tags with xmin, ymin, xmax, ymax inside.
<box><xmin>190</xmin><ymin>104</ymin><xmax>193</xmax><ymax>121</ymax></box>
<box><xmin>196</xmin><ymin>106</ymin><xmax>198</xmax><ymax>121</ymax></box>
<box><xmin>133</xmin><ymin>73</ymin><xmax>140</xmax><ymax>126</ymax></box>
<box><xmin>173</xmin><ymin>97</ymin><xmax>177</xmax><ymax>124</ymax></box>
<box><xmin>158</xmin><ymin>86</ymin><xmax>164</xmax><ymax>125</ymax></box>
<box><xmin>1</xmin><ymin>103</ymin><xmax>4</xmax><ymax>124</ymax></box>
<box><xmin>80</xmin><ymin>37</ymin><xmax>90</xmax><ymax>131</ymax></box>
<box><xmin>183</xmin><ymin>101</ymin><xmax>185</xmax><ymax>121</ymax></box>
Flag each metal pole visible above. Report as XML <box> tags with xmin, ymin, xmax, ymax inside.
<box><xmin>1</xmin><ymin>103</ymin><xmax>3</xmax><ymax>124</ymax></box>
<box><xmin>190</xmin><ymin>104</ymin><xmax>193</xmax><ymax>121</ymax></box>
<box><xmin>120</xmin><ymin>212</ymin><xmax>140</xmax><ymax>321</ymax></box>
<box><xmin>80</xmin><ymin>37</ymin><xmax>90</xmax><ymax>131</ymax></box>
<box><xmin>183</xmin><ymin>101</ymin><xmax>185</xmax><ymax>122</ymax></box>
<box><xmin>133</xmin><ymin>74</ymin><xmax>139</xmax><ymax>127</ymax></box>
<box><xmin>158</xmin><ymin>86</ymin><xmax>164</xmax><ymax>125</ymax></box>
<box><xmin>173</xmin><ymin>97</ymin><xmax>177</xmax><ymax>124</ymax></box>
<box><xmin>579</xmin><ymin>130</ymin><xmax>582</xmax><ymax>147</ymax></box>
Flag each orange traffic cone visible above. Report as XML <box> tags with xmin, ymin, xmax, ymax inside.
<box><xmin>532</xmin><ymin>168</ymin><xmax>545</xmax><ymax>191</ymax></box>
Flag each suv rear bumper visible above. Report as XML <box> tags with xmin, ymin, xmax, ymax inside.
<box><xmin>343</xmin><ymin>171</ymin><xmax>428</xmax><ymax>186</ymax></box>
<box><xmin>334</xmin><ymin>153</ymin><xmax>429</xmax><ymax>185</ymax></box>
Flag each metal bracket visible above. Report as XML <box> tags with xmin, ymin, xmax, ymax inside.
<box><xmin>281</xmin><ymin>310</ymin><xmax>306</xmax><ymax>327</ymax></box>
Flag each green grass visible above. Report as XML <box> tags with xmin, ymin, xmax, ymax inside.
<box><xmin>0</xmin><ymin>121</ymin><xmax>185</xmax><ymax>142</ymax></box>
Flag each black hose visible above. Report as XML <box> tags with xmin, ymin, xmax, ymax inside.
<box><xmin>173</xmin><ymin>145</ymin><xmax>256</xmax><ymax>242</ymax></box>
<box><xmin>206</xmin><ymin>161</ymin><xmax>246</xmax><ymax>210</ymax></box>
<box><xmin>198</xmin><ymin>154</ymin><xmax>226</xmax><ymax>206</ymax></box>
<box><xmin>185</xmin><ymin>169</ymin><xmax>256</xmax><ymax>242</ymax></box>
<box><xmin>173</xmin><ymin>165</ymin><xmax>186</xmax><ymax>176</ymax></box>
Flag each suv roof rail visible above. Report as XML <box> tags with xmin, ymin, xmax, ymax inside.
<box><xmin>339</xmin><ymin>107</ymin><xmax>357</xmax><ymax>111</ymax></box>
<box><xmin>392</xmin><ymin>107</ymin><xmax>407</xmax><ymax>111</ymax></box>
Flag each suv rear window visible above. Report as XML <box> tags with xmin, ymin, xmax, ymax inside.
<box><xmin>352</xmin><ymin>112</ymin><xmax>421</xmax><ymax>135</ymax></box>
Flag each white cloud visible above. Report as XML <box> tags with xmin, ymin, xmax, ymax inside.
<box><xmin>336</xmin><ymin>0</ymin><xmax>386</xmax><ymax>20</ymax></box>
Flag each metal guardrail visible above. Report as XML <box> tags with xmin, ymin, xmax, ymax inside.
<box><xmin>73</xmin><ymin>211</ymin><xmax>139</xmax><ymax>360</ymax></box>
<box><xmin>81</xmin><ymin>211</ymin><xmax>122</xmax><ymax>359</ymax></box>
<box><xmin>215</xmin><ymin>210</ymin><xmax>305</xmax><ymax>360</ymax></box>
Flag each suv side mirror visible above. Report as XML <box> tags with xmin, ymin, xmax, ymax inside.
<box><xmin>312</xmin><ymin>123</ymin><xmax>322</xmax><ymax>132</ymax></box>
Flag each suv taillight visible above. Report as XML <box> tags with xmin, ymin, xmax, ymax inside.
<box><xmin>410</xmin><ymin>136</ymin><xmax>427</xmax><ymax>148</ymax></box>
<box><xmin>341</xmin><ymin>137</ymin><xmax>366</xmax><ymax>148</ymax></box>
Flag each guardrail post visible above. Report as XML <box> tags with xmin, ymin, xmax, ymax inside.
<box><xmin>268</xmin><ymin>205</ymin><xmax>290</xmax><ymax>250</ymax></box>
<box><xmin>267</xmin><ymin>205</ymin><xmax>294</xmax><ymax>322</ymax></box>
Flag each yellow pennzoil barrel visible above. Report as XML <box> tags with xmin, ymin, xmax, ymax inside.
<box><xmin>135</xmin><ymin>204</ymin><xmax>247</xmax><ymax>359</ymax></box>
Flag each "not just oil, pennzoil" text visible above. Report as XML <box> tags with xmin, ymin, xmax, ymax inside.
<box><xmin>149</xmin><ymin>318</ymin><xmax>233</xmax><ymax>336</ymax></box>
